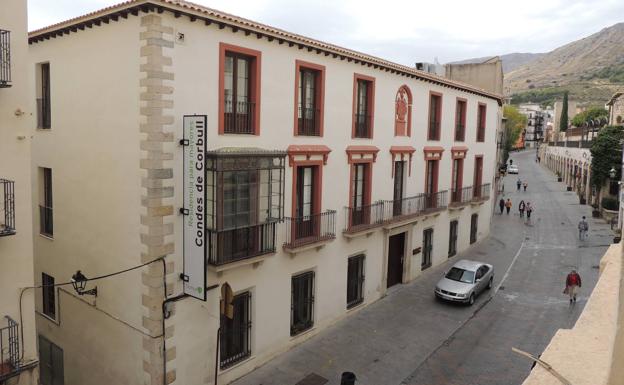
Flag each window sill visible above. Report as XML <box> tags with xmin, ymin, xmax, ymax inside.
<box><xmin>39</xmin><ymin>233</ymin><xmax>54</xmax><ymax>241</ymax></box>
<box><xmin>218</xmin><ymin>355</ymin><xmax>255</xmax><ymax>374</ymax></box>
<box><xmin>290</xmin><ymin>325</ymin><xmax>315</xmax><ymax>340</ymax></box>
<box><xmin>36</xmin><ymin>311</ymin><xmax>59</xmax><ymax>326</ymax></box>
<box><xmin>346</xmin><ymin>299</ymin><xmax>364</xmax><ymax>311</ymax></box>
<box><xmin>208</xmin><ymin>252</ymin><xmax>275</xmax><ymax>273</ymax></box>
<box><xmin>421</xmin><ymin>263</ymin><xmax>432</xmax><ymax>271</ymax></box>
<box><xmin>36</xmin><ymin>128</ymin><xmax>52</xmax><ymax>131</ymax></box>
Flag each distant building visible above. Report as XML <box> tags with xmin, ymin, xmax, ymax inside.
<box><xmin>606</xmin><ymin>91</ymin><xmax>624</xmax><ymax>125</ymax></box>
<box><xmin>444</xmin><ymin>56</ymin><xmax>503</xmax><ymax>95</ymax></box>
<box><xmin>553</xmin><ymin>99</ymin><xmax>579</xmax><ymax>139</ymax></box>
<box><xmin>415</xmin><ymin>61</ymin><xmax>445</xmax><ymax>76</ymax></box>
<box><xmin>518</xmin><ymin>103</ymin><xmax>547</xmax><ymax>148</ymax></box>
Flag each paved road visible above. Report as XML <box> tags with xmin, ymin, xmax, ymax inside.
<box><xmin>232</xmin><ymin>150</ymin><xmax>613</xmax><ymax>385</ymax></box>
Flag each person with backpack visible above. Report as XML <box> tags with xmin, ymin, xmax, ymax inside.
<box><xmin>578</xmin><ymin>216</ymin><xmax>589</xmax><ymax>240</ymax></box>
<box><xmin>499</xmin><ymin>198</ymin><xmax>505</xmax><ymax>215</ymax></box>
<box><xmin>518</xmin><ymin>200</ymin><xmax>526</xmax><ymax>218</ymax></box>
<box><xmin>565</xmin><ymin>269</ymin><xmax>582</xmax><ymax>303</ymax></box>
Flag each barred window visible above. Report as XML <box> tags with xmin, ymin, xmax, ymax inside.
<box><xmin>291</xmin><ymin>271</ymin><xmax>314</xmax><ymax>336</ymax></box>
<box><xmin>220</xmin><ymin>292</ymin><xmax>252</xmax><ymax>369</ymax></box>
<box><xmin>42</xmin><ymin>273</ymin><xmax>55</xmax><ymax>319</ymax></box>
<box><xmin>346</xmin><ymin>255</ymin><xmax>365</xmax><ymax>308</ymax></box>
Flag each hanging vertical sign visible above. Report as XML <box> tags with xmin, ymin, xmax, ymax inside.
<box><xmin>182</xmin><ymin>115</ymin><xmax>208</xmax><ymax>301</ymax></box>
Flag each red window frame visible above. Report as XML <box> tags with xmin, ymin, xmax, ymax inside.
<box><xmin>352</xmin><ymin>73</ymin><xmax>376</xmax><ymax>139</ymax></box>
<box><xmin>218</xmin><ymin>43</ymin><xmax>262</xmax><ymax>135</ymax></box>
<box><xmin>477</xmin><ymin>103</ymin><xmax>487</xmax><ymax>142</ymax></box>
<box><xmin>294</xmin><ymin>60</ymin><xmax>326</xmax><ymax>137</ymax></box>
<box><xmin>455</xmin><ymin>98</ymin><xmax>467</xmax><ymax>141</ymax></box>
<box><xmin>394</xmin><ymin>85</ymin><xmax>413</xmax><ymax>137</ymax></box>
<box><xmin>427</xmin><ymin>91</ymin><xmax>443</xmax><ymax>141</ymax></box>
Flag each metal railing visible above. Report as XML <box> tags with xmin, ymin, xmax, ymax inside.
<box><xmin>284</xmin><ymin>210</ymin><xmax>336</xmax><ymax>249</ymax></box>
<box><xmin>344</xmin><ymin>201</ymin><xmax>384</xmax><ymax>232</ymax></box>
<box><xmin>0</xmin><ymin>179</ymin><xmax>15</xmax><ymax>236</ymax></box>
<box><xmin>207</xmin><ymin>222</ymin><xmax>276</xmax><ymax>265</ymax></box>
<box><xmin>39</xmin><ymin>205</ymin><xmax>53</xmax><ymax>237</ymax></box>
<box><xmin>423</xmin><ymin>190</ymin><xmax>448</xmax><ymax>211</ymax></box>
<box><xmin>382</xmin><ymin>194</ymin><xmax>425</xmax><ymax>221</ymax></box>
<box><xmin>297</xmin><ymin>107</ymin><xmax>320</xmax><ymax>136</ymax></box>
<box><xmin>0</xmin><ymin>316</ymin><xmax>20</xmax><ymax>380</ymax></box>
<box><xmin>0</xmin><ymin>30</ymin><xmax>10</xmax><ymax>88</ymax></box>
<box><xmin>354</xmin><ymin>113</ymin><xmax>371</xmax><ymax>138</ymax></box>
<box><xmin>450</xmin><ymin>186</ymin><xmax>472</xmax><ymax>205</ymax></box>
<box><xmin>473</xmin><ymin>183</ymin><xmax>491</xmax><ymax>200</ymax></box>
<box><xmin>454</xmin><ymin>124</ymin><xmax>465</xmax><ymax>141</ymax></box>
<box><xmin>36</xmin><ymin>98</ymin><xmax>51</xmax><ymax>129</ymax></box>
<box><xmin>223</xmin><ymin>100</ymin><xmax>255</xmax><ymax>134</ymax></box>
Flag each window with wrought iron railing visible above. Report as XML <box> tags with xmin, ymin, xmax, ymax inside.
<box><xmin>291</xmin><ymin>271</ymin><xmax>314</xmax><ymax>336</ymax></box>
<box><xmin>205</xmin><ymin>149</ymin><xmax>286</xmax><ymax>265</ymax></box>
<box><xmin>0</xmin><ymin>179</ymin><xmax>15</xmax><ymax>236</ymax></box>
<box><xmin>0</xmin><ymin>30</ymin><xmax>11</xmax><ymax>88</ymax></box>
<box><xmin>220</xmin><ymin>292</ymin><xmax>251</xmax><ymax>369</ymax></box>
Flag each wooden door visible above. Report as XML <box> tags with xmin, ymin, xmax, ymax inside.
<box><xmin>387</xmin><ymin>233</ymin><xmax>405</xmax><ymax>288</ymax></box>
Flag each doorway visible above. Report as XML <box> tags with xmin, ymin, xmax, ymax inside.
<box><xmin>387</xmin><ymin>232</ymin><xmax>405</xmax><ymax>288</ymax></box>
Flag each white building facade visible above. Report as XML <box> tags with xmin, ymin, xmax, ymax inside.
<box><xmin>28</xmin><ymin>1</ymin><xmax>502</xmax><ymax>384</ymax></box>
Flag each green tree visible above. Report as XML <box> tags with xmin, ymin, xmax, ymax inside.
<box><xmin>559</xmin><ymin>91</ymin><xmax>569</xmax><ymax>132</ymax></box>
<box><xmin>502</xmin><ymin>105</ymin><xmax>527</xmax><ymax>164</ymax></box>
<box><xmin>571</xmin><ymin>107</ymin><xmax>608</xmax><ymax>127</ymax></box>
<box><xmin>590</xmin><ymin>126</ymin><xmax>624</xmax><ymax>190</ymax></box>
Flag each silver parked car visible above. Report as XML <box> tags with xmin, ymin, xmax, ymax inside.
<box><xmin>508</xmin><ymin>164</ymin><xmax>519</xmax><ymax>174</ymax></box>
<box><xmin>434</xmin><ymin>259</ymin><xmax>494</xmax><ymax>305</ymax></box>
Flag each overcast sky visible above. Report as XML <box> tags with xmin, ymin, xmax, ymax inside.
<box><xmin>28</xmin><ymin>0</ymin><xmax>624</xmax><ymax>64</ymax></box>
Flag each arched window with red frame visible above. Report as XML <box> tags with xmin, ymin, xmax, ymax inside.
<box><xmin>394</xmin><ymin>85</ymin><xmax>412</xmax><ymax>136</ymax></box>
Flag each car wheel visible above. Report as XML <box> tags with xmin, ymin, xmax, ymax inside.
<box><xmin>468</xmin><ymin>293</ymin><xmax>475</xmax><ymax>306</ymax></box>
<box><xmin>487</xmin><ymin>277</ymin><xmax>493</xmax><ymax>290</ymax></box>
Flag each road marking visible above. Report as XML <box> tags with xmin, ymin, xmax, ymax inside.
<box><xmin>495</xmin><ymin>238</ymin><xmax>525</xmax><ymax>295</ymax></box>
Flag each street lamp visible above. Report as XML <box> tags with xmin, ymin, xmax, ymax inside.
<box><xmin>71</xmin><ymin>270</ymin><xmax>98</xmax><ymax>296</ymax></box>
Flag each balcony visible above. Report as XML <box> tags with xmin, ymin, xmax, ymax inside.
<box><xmin>207</xmin><ymin>222</ymin><xmax>276</xmax><ymax>267</ymax></box>
<box><xmin>354</xmin><ymin>113</ymin><xmax>371</xmax><ymax>138</ymax></box>
<box><xmin>283</xmin><ymin>210</ymin><xmax>336</xmax><ymax>254</ymax></box>
<box><xmin>223</xmin><ymin>100</ymin><xmax>255</xmax><ymax>134</ymax></box>
<box><xmin>343</xmin><ymin>201</ymin><xmax>384</xmax><ymax>235</ymax></box>
<box><xmin>472</xmin><ymin>183</ymin><xmax>491</xmax><ymax>203</ymax></box>
<box><xmin>382</xmin><ymin>194</ymin><xmax>425</xmax><ymax>224</ymax></box>
<box><xmin>297</xmin><ymin>107</ymin><xmax>320</xmax><ymax>136</ymax></box>
<box><xmin>0</xmin><ymin>179</ymin><xmax>15</xmax><ymax>237</ymax></box>
<box><xmin>449</xmin><ymin>186</ymin><xmax>472</xmax><ymax>208</ymax></box>
<box><xmin>0</xmin><ymin>30</ymin><xmax>10</xmax><ymax>88</ymax></box>
<box><xmin>423</xmin><ymin>190</ymin><xmax>448</xmax><ymax>213</ymax></box>
<box><xmin>36</xmin><ymin>98</ymin><xmax>51</xmax><ymax>129</ymax></box>
<box><xmin>0</xmin><ymin>317</ymin><xmax>20</xmax><ymax>382</ymax></box>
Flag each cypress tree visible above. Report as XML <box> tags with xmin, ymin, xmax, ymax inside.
<box><xmin>560</xmin><ymin>91</ymin><xmax>569</xmax><ymax>132</ymax></box>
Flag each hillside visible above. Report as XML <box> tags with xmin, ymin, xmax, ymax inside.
<box><xmin>505</xmin><ymin>23</ymin><xmax>624</xmax><ymax>106</ymax></box>
<box><xmin>450</xmin><ymin>52</ymin><xmax>545</xmax><ymax>73</ymax></box>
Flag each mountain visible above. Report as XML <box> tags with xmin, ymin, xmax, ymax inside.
<box><xmin>505</xmin><ymin>23</ymin><xmax>624</xmax><ymax>106</ymax></box>
<box><xmin>450</xmin><ymin>52</ymin><xmax>545</xmax><ymax>73</ymax></box>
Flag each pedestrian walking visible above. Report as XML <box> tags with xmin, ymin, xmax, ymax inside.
<box><xmin>499</xmin><ymin>198</ymin><xmax>505</xmax><ymax>214</ymax></box>
<box><xmin>578</xmin><ymin>216</ymin><xmax>589</xmax><ymax>241</ymax></box>
<box><xmin>518</xmin><ymin>200</ymin><xmax>526</xmax><ymax>218</ymax></box>
<box><xmin>564</xmin><ymin>269</ymin><xmax>582</xmax><ymax>304</ymax></box>
<box><xmin>516</xmin><ymin>179</ymin><xmax>522</xmax><ymax>191</ymax></box>
<box><xmin>505</xmin><ymin>198</ymin><xmax>512</xmax><ymax>215</ymax></box>
<box><xmin>523</xmin><ymin>182</ymin><xmax>528</xmax><ymax>192</ymax></box>
<box><xmin>526</xmin><ymin>202</ymin><xmax>533</xmax><ymax>221</ymax></box>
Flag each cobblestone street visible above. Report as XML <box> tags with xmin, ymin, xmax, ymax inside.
<box><xmin>232</xmin><ymin>149</ymin><xmax>614</xmax><ymax>385</ymax></box>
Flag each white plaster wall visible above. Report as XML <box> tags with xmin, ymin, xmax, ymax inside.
<box><xmin>0</xmin><ymin>0</ymin><xmax>38</xmax><ymax>382</ymax></box>
<box><xmin>29</xmin><ymin>17</ymin><xmax>145</xmax><ymax>385</ymax></box>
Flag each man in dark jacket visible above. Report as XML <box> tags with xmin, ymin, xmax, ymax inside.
<box><xmin>499</xmin><ymin>198</ymin><xmax>505</xmax><ymax>214</ymax></box>
<box><xmin>565</xmin><ymin>269</ymin><xmax>582</xmax><ymax>303</ymax></box>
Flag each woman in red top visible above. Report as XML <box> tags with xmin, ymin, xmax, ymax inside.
<box><xmin>565</xmin><ymin>269</ymin><xmax>582</xmax><ymax>303</ymax></box>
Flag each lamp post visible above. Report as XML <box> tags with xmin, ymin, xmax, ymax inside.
<box><xmin>71</xmin><ymin>270</ymin><xmax>98</xmax><ymax>296</ymax></box>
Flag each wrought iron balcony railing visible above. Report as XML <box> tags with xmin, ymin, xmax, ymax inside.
<box><xmin>0</xmin><ymin>179</ymin><xmax>15</xmax><ymax>236</ymax></box>
<box><xmin>473</xmin><ymin>183</ymin><xmax>491</xmax><ymax>201</ymax></box>
<box><xmin>344</xmin><ymin>201</ymin><xmax>384</xmax><ymax>233</ymax></box>
<box><xmin>450</xmin><ymin>186</ymin><xmax>472</xmax><ymax>205</ymax></box>
<box><xmin>0</xmin><ymin>316</ymin><xmax>20</xmax><ymax>381</ymax></box>
<box><xmin>223</xmin><ymin>100</ymin><xmax>255</xmax><ymax>134</ymax></box>
<box><xmin>382</xmin><ymin>194</ymin><xmax>425</xmax><ymax>221</ymax></box>
<box><xmin>0</xmin><ymin>30</ymin><xmax>10</xmax><ymax>88</ymax></box>
<box><xmin>423</xmin><ymin>190</ymin><xmax>448</xmax><ymax>211</ymax></box>
<box><xmin>354</xmin><ymin>113</ymin><xmax>372</xmax><ymax>138</ymax></box>
<box><xmin>297</xmin><ymin>107</ymin><xmax>321</xmax><ymax>136</ymax></box>
<box><xmin>207</xmin><ymin>222</ymin><xmax>276</xmax><ymax>266</ymax></box>
<box><xmin>284</xmin><ymin>210</ymin><xmax>336</xmax><ymax>249</ymax></box>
